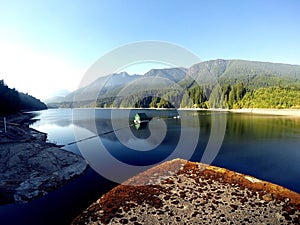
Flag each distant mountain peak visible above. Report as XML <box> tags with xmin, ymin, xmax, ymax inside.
<box><xmin>144</xmin><ymin>67</ymin><xmax>187</xmax><ymax>83</ymax></box>
<box><xmin>112</xmin><ymin>71</ymin><xmax>129</xmax><ymax>77</ymax></box>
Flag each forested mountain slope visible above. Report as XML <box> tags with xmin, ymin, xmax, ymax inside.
<box><xmin>47</xmin><ymin>59</ymin><xmax>300</xmax><ymax>109</ymax></box>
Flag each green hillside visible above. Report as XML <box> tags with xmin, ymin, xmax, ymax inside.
<box><xmin>239</xmin><ymin>87</ymin><xmax>300</xmax><ymax>109</ymax></box>
<box><xmin>188</xmin><ymin>59</ymin><xmax>300</xmax><ymax>89</ymax></box>
<box><xmin>46</xmin><ymin>59</ymin><xmax>300</xmax><ymax>109</ymax></box>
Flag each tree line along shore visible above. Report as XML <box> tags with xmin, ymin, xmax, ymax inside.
<box><xmin>93</xmin><ymin>84</ymin><xmax>300</xmax><ymax>110</ymax></box>
<box><xmin>53</xmin><ymin>84</ymin><xmax>300</xmax><ymax>111</ymax></box>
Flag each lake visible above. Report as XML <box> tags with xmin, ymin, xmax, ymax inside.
<box><xmin>1</xmin><ymin>108</ymin><xmax>300</xmax><ymax>225</ymax></box>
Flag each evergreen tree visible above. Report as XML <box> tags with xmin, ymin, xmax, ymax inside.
<box><xmin>0</xmin><ymin>79</ymin><xmax>46</xmax><ymax>115</ymax></box>
<box><xmin>0</xmin><ymin>80</ymin><xmax>21</xmax><ymax>115</ymax></box>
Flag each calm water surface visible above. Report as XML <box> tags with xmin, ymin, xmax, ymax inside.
<box><xmin>1</xmin><ymin>108</ymin><xmax>300</xmax><ymax>225</ymax></box>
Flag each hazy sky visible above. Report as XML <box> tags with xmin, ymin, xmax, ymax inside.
<box><xmin>0</xmin><ymin>0</ymin><xmax>299</xmax><ymax>100</ymax></box>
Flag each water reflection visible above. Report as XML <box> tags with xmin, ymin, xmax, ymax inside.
<box><xmin>31</xmin><ymin>109</ymin><xmax>300</xmax><ymax>193</ymax></box>
<box><xmin>13</xmin><ymin>108</ymin><xmax>299</xmax><ymax>225</ymax></box>
<box><xmin>32</xmin><ymin>109</ymin><xmax>73</xmax><ymax>127</ymax></box>
<box><xmin>133</xmin><ymin>121</ymin><xmax>147</xmax><ymax>130</ymax></box>
<box><xmin>226</xmin><ymin>113</ymin><xmax>300</xmax><ymax>140</ymax></box>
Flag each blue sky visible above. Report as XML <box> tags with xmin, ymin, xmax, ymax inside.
<box><xmin>0</xmin><ymin>0</ymin><xmax>300</xmax><ymax>99</ymax></box>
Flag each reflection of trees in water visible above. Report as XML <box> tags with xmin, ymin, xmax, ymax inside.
<box><xmin>74</xmin><ymin>111</ymin><xmax>300</xmax><ymax>148</ymax></box>
<box><xmin>130</xmin><ymin>123</ymin><xmax>151</xmax><ymax>139</ymax></box>
<box><xmin>73</xmin><ymin>117</ymin><xmax>181</xmax><ymax>145</ymax></box>
<box><xmin>226</xmin><ymin>114</ymin><xmax>300</xmax><ymax>140</ymax></box>
<box><xmin>71</xmin><ymin>110</ymin><xmax>300</xmax><ymax>148</ymax></box>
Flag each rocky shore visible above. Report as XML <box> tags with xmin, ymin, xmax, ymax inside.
<box><xmin>0</xmin><ymin>112</ymin><xmax>88</xmax><ymax>205</ymax></box>
<box><xmin>72</xmin><ymin>159</ymin><xmax>300</xmax><ymax>225</ymax></box>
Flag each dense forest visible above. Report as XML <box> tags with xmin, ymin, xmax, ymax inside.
<box><xmin>238</xmin><ymin>86</ymin><xmax>300</xmax><ymax>109</ymax></box>
<box><xmin>0</xmin><ymin>80</ymin><xmax>47</xmax><ymax>116</ymax></box>
<box><xmin>93</xmin><ymin>83</ymin><xmax>300</xmax><ymax>109</ymax></box>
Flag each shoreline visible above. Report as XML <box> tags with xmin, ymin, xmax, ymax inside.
<box><xmin>68</xmin><ymin>107</ymin><xmax>300</xmax><ymax>117</ymax></box>
<box><xmin>227</xmin><ymin>108</ymin><xmax>300</xmax><ymax>117</ymax></box>
<box><xmin>0</xmin><ymin>112</ymin><xmax>88</xmax><ymax>205</ymax></box>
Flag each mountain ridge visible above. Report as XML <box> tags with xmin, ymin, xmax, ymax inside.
<box><xmin>46</xmin><ymin>59</ymin><xmax>300</xmax><ymax>109</ymax></box>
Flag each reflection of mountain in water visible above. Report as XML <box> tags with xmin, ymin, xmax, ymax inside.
<box><xmin>52</xmin><ymin>119</ymin><xmax>73</xmax><ymax>127</ymax></box>
<box><xmin>72</xmin><ymin>117</ymin><xmax>178</xmax><ymax>145</ymax></box>
<box><xmin>31</xmin><ymin>109</ymin><xmax>300</xmax><ymax>193</ymax></box>
<box><xmin>70</xmin><ymin>109</ymin><xmax>216</xmax><ymax>148</ymax></box>
<box><xmin>32</xmin><ymin>117</ymin><xmax>73</xmax><ymax>128</ymax></box>
<box><xmin>70</xmin><ymin>109</ymin><xmax>218</xmax><ymax>167</ymax></box>
<box><xmin>32</xmin><ymin>109</ymin><xmax>74</xmax><ymax>127</ymax></box>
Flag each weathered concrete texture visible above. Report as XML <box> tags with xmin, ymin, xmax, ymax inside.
<box><xmin>72</xmin><ymin>159</ymin><xmax>300</xmax><ymax>225</ymax></box>
<box><xmin>0</xmin><ymin>113</ymin><xmax>88</xmax><ymax>204</ymax></box>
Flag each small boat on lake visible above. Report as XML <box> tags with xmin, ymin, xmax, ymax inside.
<box><xmin>133</xmin><ymin>113</ymin><xmax>150</xmax><ymax>124</ymax></box>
